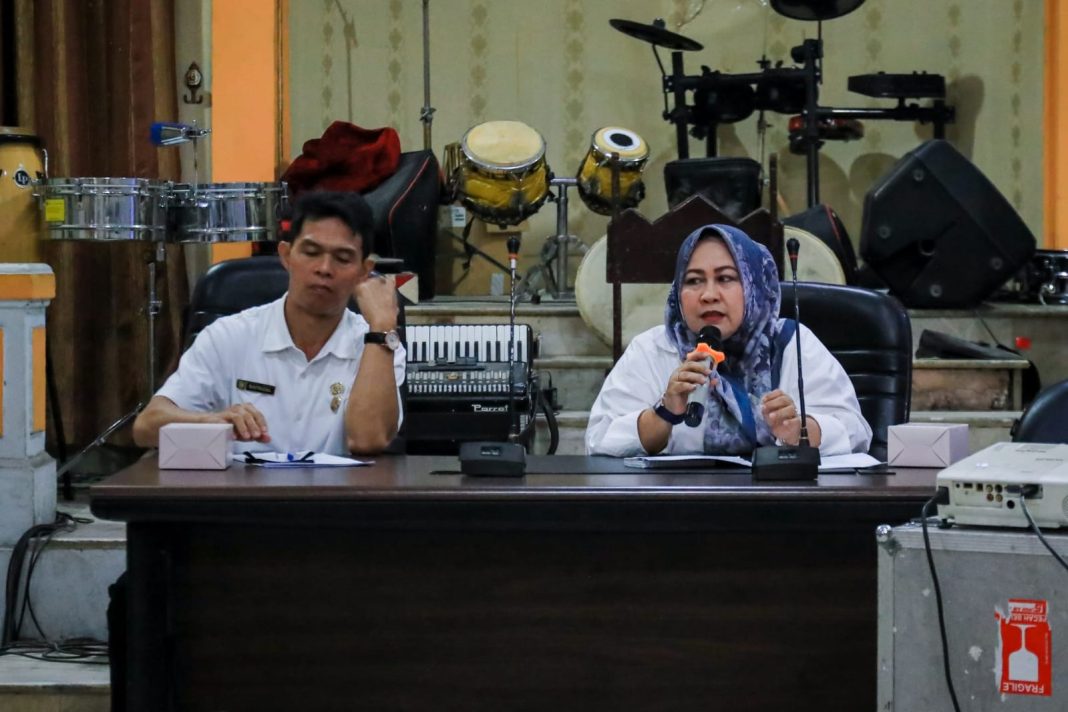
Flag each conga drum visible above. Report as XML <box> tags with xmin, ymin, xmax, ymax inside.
<box><xmin>456</xmin><ymin>120</ymin><xmax>550</xmax><ymax>226</ymax></box>
<box><xmin>0</xmin><ymin>127</ymin><xmax>47</xmax><ymax>262</ymax></box>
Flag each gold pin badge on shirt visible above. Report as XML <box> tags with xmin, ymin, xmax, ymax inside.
<box><xmin>330</xmin><ymin>382</ymin><xmax>344</xmax><ymax>413</ymax></box>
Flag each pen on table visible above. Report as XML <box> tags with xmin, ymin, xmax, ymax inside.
<box><xmin>287</xmin><ymin>451</ymin><xmax>314</xmax><ymax>462</ymax></box>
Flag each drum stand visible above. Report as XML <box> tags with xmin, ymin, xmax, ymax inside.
<box><xmin>55</xmin><ymin>241</ymin><xmax>166</xmax><ymax>485</ymax></box>
<box><xmin>518</xmin><ymin>177</ymin><xmax>587</xmax><ymax>301</ymax></box>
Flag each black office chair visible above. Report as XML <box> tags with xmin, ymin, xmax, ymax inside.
<box><xmin>780</xmin><ymin>283</ymin><xmax>912</xmax><ymax>461</ymax></box>
<box><xmin>1012</xmin><ymin>378</ymin><xmax>1068</xmax><ymax>443</ymax></box>
<box><xmin>184</xmin><ymin>256</ymin><xmax>292</xmax><ymax>348</ymax></box>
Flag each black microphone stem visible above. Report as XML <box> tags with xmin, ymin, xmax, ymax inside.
<box><xmin>788</xmin><ymin>242</ymin><xmax>810</xmax><ymax>447</ymax></box>
<box><xmin>507</xmin><ymin>236</ymin><xmax>520</xmax><ymax>439</ymax></box>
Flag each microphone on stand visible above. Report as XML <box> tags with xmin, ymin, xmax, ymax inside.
<box><xmin>751</xmin><ymin>237</ymin><xmax>821</xmax><ymax>481</ymax></box>
<box><xmin>684</xmin><ymin>326</ymin><xmax>725</xmax><ymax>427</ymax></box>
<box><xmin>459</xmin><ymin>235</ymin><xmax>527</xmax><ymax>477</ymax></box>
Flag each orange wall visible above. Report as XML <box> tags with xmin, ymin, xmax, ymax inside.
<box><xmin>210</xmin><ymin>0</ymin><xmax>280</xmax><ymax>262</ymax></box>
<box><xmin>1047</xmin><ymin>0</ymin><xmax>1067</xmax><ymax>249</ymax></box>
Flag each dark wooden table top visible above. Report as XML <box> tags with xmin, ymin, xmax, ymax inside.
<box><xmin>91</xmin><ymin>455</ymin><xmax>939</xmax><ymax>530</ymax></box>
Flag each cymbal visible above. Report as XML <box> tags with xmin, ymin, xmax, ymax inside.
<box><xmin>609</xmin><ymin>19</ymin><xmax>703</xmax><ymax>52</ymax></box>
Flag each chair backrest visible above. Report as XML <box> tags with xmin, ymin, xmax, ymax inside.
<box><xmin>606</xmin><ymin>194</ymin><xmax>784</xmax><ymax>361</ymax></box>
<box><xmin>780</xmin><ymin>283</ymin><xmax>912</xmax><ymax>461</ymax></box>
<box><xmin>361</xmin><ymin>149</ymin><xmax>442</xmax><ymax>301</ymax></box>
<box><xmin>1012</xmin><ymin>378</ymin><xmax>1068</xmax><ymax>443</ymax></box>
<box><xmin>183</xmin><ymin>256</ymin><xmax>292</xmax><ymax>348</ymax></box>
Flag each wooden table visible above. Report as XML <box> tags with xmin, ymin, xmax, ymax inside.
<box><xmin>91</xmin><ymin>456</ymin><xmax>938</xmax><ymax>712</ymax></box>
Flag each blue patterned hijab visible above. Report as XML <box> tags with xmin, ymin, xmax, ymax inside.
<box><xmin>664</xmin><ymin>224</ymin><xmax>783</xmax><ymax>454</ymax></box>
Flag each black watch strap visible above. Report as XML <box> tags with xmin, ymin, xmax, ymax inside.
<box><xmin>653</xmin><ymin>399</ymin><xmax>686</xmax><ymax>425</ymax></box>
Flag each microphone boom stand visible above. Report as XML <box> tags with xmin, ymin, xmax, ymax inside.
<box><xmin>458</xmin><ymin>236</ymin><xmax>527</xmax><ymax>477</ymax></box>
<box><xmin>752</xmin><ymin>238</ymin><xmax>820</xmax><ymax>481</ymax></box>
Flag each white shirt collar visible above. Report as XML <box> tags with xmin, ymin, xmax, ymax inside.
<box><xmin>261</xmin><ymin>294</ymin><xmax>360</xmax><ymax>361</ymax></box>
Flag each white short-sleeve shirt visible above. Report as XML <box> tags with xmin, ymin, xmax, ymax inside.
<box><xmin>157</xmin><ymin>295</ymin><xmax>406</xmax><ymax>456</ymax></box>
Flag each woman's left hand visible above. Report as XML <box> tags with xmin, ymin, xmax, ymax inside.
<box><xmin>760</xmin><ymin>389</ymin><xmax>803</xmax><ymax>445</ymax></box>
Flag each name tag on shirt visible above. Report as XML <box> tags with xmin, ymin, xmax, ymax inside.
<box><xmin>236</xmin><ymin>379</ymin><xmax>276</xmax><ymax>395</ymax></box>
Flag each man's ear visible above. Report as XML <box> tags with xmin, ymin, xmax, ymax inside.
<box><xmin>362</xmin><ymin>257</ymin><xmax>376</xmax><ymax>277</ymax></box>
<box><xmin>277</xmin><ymin>241</ymin><xmax>292</xmax><ymax>270</ymax></box>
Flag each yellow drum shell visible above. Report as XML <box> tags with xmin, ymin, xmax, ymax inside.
<box><xmin>576</xmin><ymin>127</ymin><xmax>649</xmax><ymax>216</ymax></box>
<box><xmin>458</xmin><ymin>120</ymin><xmax>550</xmax><ymax>225</ymax></box>
<box><xmin>0</xmin><ymin>128</ymin><xmax>46</xmax><ymax>263</ymax></box>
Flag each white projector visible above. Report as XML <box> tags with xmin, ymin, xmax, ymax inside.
<box><xmin>937</xmin><ymin>442</ymin><xmax>1068</xmax><ymax>528</ymax></box>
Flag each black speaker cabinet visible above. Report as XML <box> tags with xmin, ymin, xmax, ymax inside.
<box><xmin>860</xmin><ymin>140</ymin><xmax>1035</xmax><ymax>308</ymax></box>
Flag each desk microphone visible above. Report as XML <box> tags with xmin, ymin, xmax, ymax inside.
<box><xmin>459</xmin><ymin>235</ymin><xmax>526</xmax><ymax>477</ymax></box>
<box><xmin>684</xmin><ymin>326</ymin><xmax>724</xmax><ymax>427</ymax></box>
<box><xmin>751</xmin><ymin>237</ymin><xmax>820</xmax><ymax>481</ymax></box>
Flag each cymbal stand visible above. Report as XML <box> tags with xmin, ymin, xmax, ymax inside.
<box><xmin>517</xmin><ymin>177</ymin><xmax>586</xmax><ymax>301</ymax></box>
<box><xmin>55</xmin><ymin>241</ymin><xmax>167</xmax><ymax>481</ymax></box>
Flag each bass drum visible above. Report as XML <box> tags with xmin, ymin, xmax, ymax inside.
<box><xmin>574</xmin><ymin>226</ymin><xmax>845</xmax><ymax>349</ymax></box>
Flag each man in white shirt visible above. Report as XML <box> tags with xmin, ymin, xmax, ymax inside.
<box><xmin>132</xmin><ymin>190</ymin><xmax>405</xmax><ymax>455</ymax></box>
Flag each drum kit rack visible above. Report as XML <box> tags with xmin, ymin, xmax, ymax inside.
<box><xmin>441</xmin><ymin>0</ymin><xmax>955</xmax><ymax>302</ymax></box>
<box><xmin>35</xmin><ymin>124</ymin><xmax>289</xmax><ymax>485</ymax></box>
<box><xmin>611</xmin><ymin>1</ymin><xmax>955</xmax><ymax>208</ymax></box>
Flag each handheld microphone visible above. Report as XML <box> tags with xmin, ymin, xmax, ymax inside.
<box><xmin>751</xmin><ymin>236</ymin><xmax>821</xmax><ymax>480</ymax></box>
<box><xmin>684</xmin><ymin>326</ymin><xmax>725</xmax><ymax>427</ymax></box>
<box><xmin>150</xmin><ymin>122</ymin><xmax>211</xmax><ymax>146</ymax></box>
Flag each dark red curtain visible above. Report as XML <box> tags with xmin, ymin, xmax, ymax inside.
<box><xmin>17</xmin><ymin>0</ymin><xmax>188</xmax><ymax>449</ymax></box>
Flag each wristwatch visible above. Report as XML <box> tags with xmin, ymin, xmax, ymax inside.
<box><xmin>364</xmin><ymin>329</ymin><xmax>401</xmax><ymax>351</ymax></box>
<box><xmin>653</xmin><ymin>397</ymin><xmax>686</xmax><ymax>425</ymax></box>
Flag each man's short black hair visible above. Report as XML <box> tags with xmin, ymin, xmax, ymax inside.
<box><xmin>287</xmin><ymin>190</ymin><xmax>375</xmax><ymax>257</ymax></box>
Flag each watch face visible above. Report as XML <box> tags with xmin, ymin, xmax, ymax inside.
<box><xmin>385</xmin><ymin>330</ymin><xmax>401</xmax><ymax>350</ymax></box>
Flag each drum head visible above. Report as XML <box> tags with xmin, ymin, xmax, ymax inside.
<box><xmin>785</xmin><ymin>225</ymin><xmax>846</xmax><ymax>284</ymax></box>
<box><xmin>592</xmin><ymin>127</ymin><xmax>649</xmax><ymax>162</ymax></box>
<box><xmin>462</xmin><ymin>121</ymin><xmax>545</xmax><ymax>170</ymax></box>
<box><xmin>575</xmin><ymin>235</ymin><xmax>669</xmax><ymax>348</ymax></box>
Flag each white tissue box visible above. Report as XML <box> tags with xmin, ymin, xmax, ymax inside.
<box><xmin>887</xmin><ymin>423</ymin><xmax>969</xmax><ymax>468</ymax></box>
<box><xmin>159</xmin><ymin>423</ymin><xmax>233</xmax><ymax>470</ymax></box>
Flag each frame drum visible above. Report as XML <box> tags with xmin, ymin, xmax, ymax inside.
<box><xmin>39</xmin><ymin>177</ymin><xmax>172</xmax><ymax>241</ymax></box>
<box><xmin>457</xmin><ymin>121</ymin><xmax>549</xmax><ymax>225</ymax></box>
<box><xmin>575</xmin><ymin>234</ymin><xmax>669</xmax><ymax>348</ymax></box>
<box><xmin>0</xmin><ymin>128</ymin><xmax>46</xmax><ymax>262</ymax></box>
<box><xmin>576</xmin><ymin>127</ymin><xmax>649</xmax><ymax>216</ymax></box>
<box><xmin>173</xmin><ymin>182</ymin><xmax>288</xmax><ymax>242</ymax></box>
<box><xmin>787</xmin><ymin>226</ymin><xmax>847</xmax><ymax>285</ymax></box>
<box><xmin>574</xmin><ymin>226</ymin><xmax>846</xmax><ymax>348</ymax></box>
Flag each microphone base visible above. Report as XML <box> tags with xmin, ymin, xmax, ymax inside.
<box><xmin>459</xmin><ymin>441</ymin><xmax>526</xmax><ymax>478</ymax></box>
<box><xmin>751</xmin><ymin>444</ymin><xmax>820</xmax><ymax>481</ymax></box>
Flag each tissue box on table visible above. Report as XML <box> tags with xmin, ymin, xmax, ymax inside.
<box><xmin>159</xmin><ymin>423</ymin><xmax>233</xmax><ymax>469</ymax></box>
<box><xmin>887</xmin><ymin>423</ymin><xmax>969</xmax><ymax>467</ymax></box>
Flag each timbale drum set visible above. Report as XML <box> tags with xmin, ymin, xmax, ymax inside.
<box><xmin>2</xmin><ymin>123</ymin><xmax>288</xmax><ymax>482</ymax></box>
